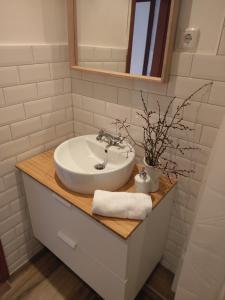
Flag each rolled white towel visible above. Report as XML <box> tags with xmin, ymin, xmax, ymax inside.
<box><xmin>92</xmin><ymin>190</ymin><xmax>152</xmax><ymax>220</ymax></box>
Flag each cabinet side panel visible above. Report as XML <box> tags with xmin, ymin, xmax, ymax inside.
<box><xmin>125</xmin><ymin>191</ymin><xmax>174</xmax><ymax>300</ymax></box>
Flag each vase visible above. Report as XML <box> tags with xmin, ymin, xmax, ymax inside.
<box><xmin>143</xmin><ymin>158</ymin><xmax>162</xmax><ymax>192</ymax></box>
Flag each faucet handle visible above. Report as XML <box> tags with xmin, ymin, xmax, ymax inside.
<box><xmin>96</xmin><ymin>129</ymin><xmax>105</xmax><ymax>141</ymax></box>
<box><xmin>115</xmin><ymin>133</ymin><xmax>125</xmax><ymax>143</ymax></box>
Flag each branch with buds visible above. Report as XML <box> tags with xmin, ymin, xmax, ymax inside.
<box><xmin>114</xmin><ymin>82</ymin><xmax>213</xmax><ymax>180</ymax></box>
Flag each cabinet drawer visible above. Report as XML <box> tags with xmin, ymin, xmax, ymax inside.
<box><xmin>36</xmin><ymin>219</ymin><xmax>126</xmax><ymax>300</ymax></box>
<box><xmin>23</xmin><ymin>174</ymin><xmax>128</xmax><ymax>280</ymax></box>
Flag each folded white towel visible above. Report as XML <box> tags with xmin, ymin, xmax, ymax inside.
<box><xmin>92</xmin><ymin>190</ymin><xmax>152</xmax><ymax>220</ymax></box>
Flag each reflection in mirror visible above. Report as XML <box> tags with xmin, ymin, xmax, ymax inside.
<box><xmin>128</xmin><ymin>1</ymin><xmax>154</xmax><ymax>75</ymax></box>
<box><xmin>74</xmin><ymin>0</ymin><xmax>177</xmax><ymax>79</ymax></box>
<box><xmin>127</xmin><ymin>0</ymin><xmax>159</xmax><ymax>75</ymax></box>
<box><xmin>76</xmin><ymin>0</ymin><xmax>131</xmax><ymax>73</ymax></box>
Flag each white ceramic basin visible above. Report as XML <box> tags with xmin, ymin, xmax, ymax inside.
<box><xmin>54</xmin><ymin>135</ymin><xmax>135</xmax><ymax>194</ymax></box>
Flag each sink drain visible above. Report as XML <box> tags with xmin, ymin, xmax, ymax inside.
<box><xmin>94</xmin><ymin>149</ymin><xmax>108</xmax><ymax>170</ymax></box>
<box><xmin>94</xmin><ymin>163</ymin><xmax>106</xmax><ymax>170</ymax></box>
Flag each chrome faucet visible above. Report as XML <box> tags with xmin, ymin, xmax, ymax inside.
<box><xmin>96</xmin><ymin>129</ymin><xmax>124</xmax><ymax>147</ymax></box>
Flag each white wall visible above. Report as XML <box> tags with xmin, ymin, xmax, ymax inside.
<box><xmin>0</xmin><ymin>45</ymin><xmax>73</xmax><ymax>274</ymax></box>
<box><xmin>76</xmin><ymin>0</ymin><xmax>131</xmax><ymax>48</ymax></box>
<box><xmin>0</xmin><ymin>0</ymin><xmax>72</xmax><ymax>275</ymax></box>
<box><xmin>176</xmin><ymin>0</ymin><xmax>225</xmax><ymax>54</ymax></box>
<box><xmin>175</xmin><ymin>115</ymin><xmax>225</xmax><ymax>300</ymax></box>
<box><xmin>76</xmin><ymin>0</ymin><xmax>225</xmax><ymax>53</ymax></box>
<box><xmin>0</xmin><ymin>0</ymin><xmax>68</xmax><ymax>44</ymax></box>
<box><xmin>76</xmin><ymin>0</ymin><xmax>225</xmax><ymax>60</ymax></box>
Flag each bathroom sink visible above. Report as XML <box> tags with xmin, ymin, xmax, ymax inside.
<box><xmin>54</xmin><ymin>135</ymin><xmax>135</xmax><ymax>194</ymax></box>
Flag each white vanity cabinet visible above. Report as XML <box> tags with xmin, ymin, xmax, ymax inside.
<box><xmin>22</xmin><ymin>173</ymin><xmax>174</xmax><ymax>300</ymax></box>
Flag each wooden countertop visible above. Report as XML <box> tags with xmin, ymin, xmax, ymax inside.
<box><xmin>16</xmin><ymin>150</ymin><xmax>176</xmax><ymax>239</ymax></box>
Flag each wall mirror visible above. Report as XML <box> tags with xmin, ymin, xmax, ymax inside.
<box><xmin>67</xmin><ymin>0</ymin><xmax>179</xmax><ymax>82</ymax></box>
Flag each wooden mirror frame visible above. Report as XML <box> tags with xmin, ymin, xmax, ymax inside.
<box><xmin>67</xmin><ymin>0</ymin><xmax>179</xmax><ymax>83</ymax></box>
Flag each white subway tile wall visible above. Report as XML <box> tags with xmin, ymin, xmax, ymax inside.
<box><xmin>1</xmin><ymin>39</ymin><xmax>225</xmax><ymax>277</ymax></box>
<box><xmin>78</xmin><ymin>45</ymin><xmax>127</xmax><ymax>72</ymax></box>
<box><xmin>0</xmin><ymin>44</ymin><xmax>73</xmax><ymax>274</ymax></box>
<box><xmin>71</xmin><ymin>49</ymin><xmax>225</xmax><ymax>273</ymax></box>
<box><xmin>175</xmin><ymin>114</ymin><xmax>225</xmax><ymax>300</ymax></box>
<box><xmin>191</xmin><ymin>55</ymin><xmax>225</xmax><ymax>81</ymax></box>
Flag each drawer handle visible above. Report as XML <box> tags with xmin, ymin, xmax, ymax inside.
<box><xmin>57</xmin><ymin>231</ymin><xmax>77</xmax><ymax>249</ymax></box>
<box><xmin>52</xmin><ymin>193</ymin><xmax>72</xmax><ymax>208</ymax></box>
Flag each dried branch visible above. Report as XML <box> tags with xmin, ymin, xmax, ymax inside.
<box><xmin>115</xmin><ymin>82</ymin><xmax>213</xmax><ymax>179</ymax></box>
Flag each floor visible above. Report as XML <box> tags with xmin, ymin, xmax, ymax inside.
<box><xmin>0</xmin><ymin>249</ymin><xmax>175</xmax><ymax>300</ymax></box>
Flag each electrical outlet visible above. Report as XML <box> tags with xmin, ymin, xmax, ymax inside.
<box><xmin>183</xmin><ymin>28</ymin><xmax>200</xmax><ymax>50</ymax></box>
